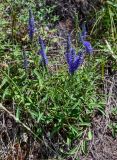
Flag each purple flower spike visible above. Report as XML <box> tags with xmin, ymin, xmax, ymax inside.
<box><xmin>28</xmin><ymin>9</ymin><xmax>35</xmax><ymax>41</ymax></box>
<box><xmin>38</xmin><ymin>37</ymin><xmax>48</xmax><ymax>66</ymax></box>
<box><xmin>65</xmin><ymin>34</ymin><xmax>84</xmax><ymax>74</ymax></box>
<box><xmin>83</xmin><ymin>41</ymin><xmax>93</xmax><ymax>54</ymax></box>
<box><xmin>79</xmin><ymin>23</ymin><xmax>87</xmax><ymax>43</ymax></box>
<box><xmin>65</xmin><ymin>49</ymin><xmax>83</xmax><ymax>74</ymax></box>
<box><xmin>79</xmin><ymin>22</ymin><xmax>93</xmax><ymax>54</ymax></box>
<box><xmin>81</xmin><ymin>23</ymin><xmax>87</xmax><ymax>40</ymax></box>
<box><xmin>77</xmin><ymin>51</ymin><xmax>84</xmax><ymax>65</ymax></box>
<box><xmin>72</xmin><ymin>52</ymin><xmax>83</xmax><ymax>73</ymax></box>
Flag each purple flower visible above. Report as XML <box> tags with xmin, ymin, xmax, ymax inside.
<box><xmin>79</xmin><ymin>23</ymin><xmax>87</xmax><ymax>43</ymax></box>
<box><xmin>79</xmin><ymin>23</ymin><xmax>93</xmax><ymax>54</ymax></box>
<box><xmin>83</xmin><ymin>41</ymin><xmax>93</xmax><ymax>54</ymax></box>
<box><xmin>65</xmin><ymin>49</ymin><xmax>83</xmax><ymax>74</ymax></box>
<box><xmin>28</xmin><ymin>9</ymin><xmax>35</xmax><ymax>41</ymax></box>
<box><xmin>38</xmin><ymin>36</ymin><xmax>48</xmax><ymax>66</ymax></box>
<box><xmin>81</xmin><ymin>23</ymin><xmax>87</xmax><ymax>40</ymax></box>
<box><xmin>65</xmin><ymin>33</ymin><xmax>83</xmax><ymax>74</ymax></box>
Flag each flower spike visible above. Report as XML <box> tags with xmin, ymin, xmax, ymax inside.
<box><xmin>38</xmin><ymin>36</ymin><xmax>48</xmax><ymax>66</ymax></box>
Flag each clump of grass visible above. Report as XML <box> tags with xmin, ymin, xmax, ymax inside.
<box><xmin>0</xmin><ymin>53</ymin><xmax>103</xmax><ymax>156</ymax></box>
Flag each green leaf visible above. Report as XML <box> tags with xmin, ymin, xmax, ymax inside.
<box><xmin>37</xmin><ymin>112</ymin><xmax>44</xmax><ymax>123</ymax></box>
<box><xmin>0</xmin><ymin>77</ymin><xmax>8</xmax><ymax>89</ymax></box>
<box><xmin>88</xmin><ymin>130</ymin><xmax>93</xmax><ymax>140</ymax></box>
<box><xmin>16</xmin><ymin>107</ymin><xmax>20</xmax><ymax>122</ymax></box>
<box><xmin>81</xmin><ymin>140</ymin><xmax>87</xmax><ymax>154</ymax></box>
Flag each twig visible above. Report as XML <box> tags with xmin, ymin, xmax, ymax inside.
<box><xmin>0</xmin><ymin>103</ymin><xmax>38</xmax><ymax>139</ymax></box>
<box><xmin>0</xmin><ymin>103</ymin><xmax>60</xmax><ymax>156</ymax></box>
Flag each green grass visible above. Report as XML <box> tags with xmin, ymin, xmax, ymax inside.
<box><xmin>0</xmin><ymin>53</ymin><xmax>103</xmax><ymax>136</ymax></box>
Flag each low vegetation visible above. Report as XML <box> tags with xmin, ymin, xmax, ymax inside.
<box><xmin>0</xmin><ymin>0</ymin><xmax>117</xmax><ymax>159</ymax></box>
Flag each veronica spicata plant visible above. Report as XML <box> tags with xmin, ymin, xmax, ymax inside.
<box><xmin>38</xmin><ymin>36</ymin><xmax>48</xmax><ymax>66</ymax></box>
<box><xmin>80</xmin><ymin>23</ymin><xmax>93</xmax><ymax>54</ymax></box>
<box><xmin>28</xmin><ymin>9</ymin><xmax>35</xmax><ymax>41</ymax></box>
<box><xmin>65</xmin><ymin>34</ymin><xmax>83</xmax><ymax>74</ymax></box>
